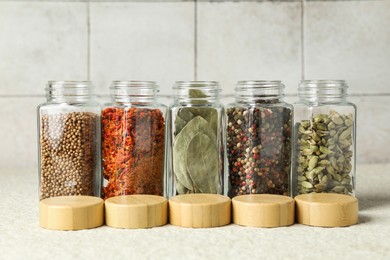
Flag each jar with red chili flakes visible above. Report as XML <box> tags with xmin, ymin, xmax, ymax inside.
<box><xmin>169</xmin><ymin>81</ymin><xmax>224</xmax><ymax>197</ymax></box>
<box><xmin>101</xmin><ymin>81</ymin><xmax>167</xmax><ymax>200</ymax></box>
<box><xmin>226</xmin><ymin>81</ymin><xmax>293</xmax><ymax>198</ymax></box>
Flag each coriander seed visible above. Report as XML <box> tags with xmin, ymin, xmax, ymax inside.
<box><xmin>37</xmin><ymin>81</ymin><xmax>101</xmax><ymax>200</ymax></box>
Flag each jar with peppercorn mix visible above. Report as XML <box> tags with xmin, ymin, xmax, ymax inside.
<box><xmin>169</xmin><ymin>81</ymin><xmax>224</xmax><ymax>197</ymax></box>
<box><xmin>293</xmin><ymin>80</ymin><xmax>356</xmax><ymax>196</ymax></box>
<box><xmin>101</xmin><ymin>81</ymin><xmax>167</xmax><ymax>199</ymax></box>
<box><xmin>37</xmin><ymin>81</ymin><xmax>101</xmax><ymax>200</ymax></box>
<box><xmin>226</xmin><ymin>81</ymin><xmax>293</xmax><ymax>198</ymax></box>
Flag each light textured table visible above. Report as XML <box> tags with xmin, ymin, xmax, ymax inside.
<box><xmin>1</xmin><ymin>164</ymin><xmax>389</xmax><ymax>259</ymax></box>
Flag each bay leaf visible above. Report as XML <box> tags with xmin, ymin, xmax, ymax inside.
<box><xmin>175</xmin><ymin>177</ymin><xmax>190</xmax><ymax>194</ymax></box>
<box><xmin>174</xmin><ymin>116</ymin><xmax>187</xmax><ymax>136</ymax></box>
<box><xmin>188</xmin><ymin>108</ymin><xmax>218</xmax><ymax>136</ymax></box>
<box><xmin>189</xmin><ymin>89</ymin><xmax>208</xmax><ymax>105</ymax></box>
<box><xmin>177</xmin><ymin>108</ymin><xmax>195</xmax><ymax>125</ymax></box>
<box><xmin>175</xmin><ymin>108</ymin><xmax>196</xmax><ymax>136</ymax></box>
<box><xmin>185</xmin><ymin>132</ymin><xmax>219</xmax><ymax>193</ymax></box>
<box><xmin>173</xmin><ymin>116</ymin><xmax>217</xmax><ymax>190</ymax></box>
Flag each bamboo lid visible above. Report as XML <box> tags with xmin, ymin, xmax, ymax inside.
<box><xmin>295</xmin><ymin>193</ymin><xmax>358</xmax><ymax>227</ymax></box>
<box><xmin>232</xmin><ymin>194</ymin><xmax>295</xmax><ymax>228</ymax></box>
<box><xmin>105</xmin><ymin>195</ymin><xmax>168</xmax><ymax>229</ymax></box>
<box><xmin>40</xmin><ymin>196</ymin><xmax>104</xmax><ymax>231</ymax></box>
<box><xmin>169</xmin><ymin>194</ymin><xmax>231</xmax><ymax>228</ymax></box>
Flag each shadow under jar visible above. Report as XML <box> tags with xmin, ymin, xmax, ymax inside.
<box><xmin>37</xmin><ymin>81</ymin><xmax>101</xmax><ymax>200</ymax></box>
<box><xmin>226</xmin><ymin>81</ymin><xmax>293</xmax><ymax>198</ymax></box>
<box><xmin>293</xmin><ymin>80</ymin><xmax>356</xmax><ymax>196</ymax></box>
<box><xmin>101</xmin><ymin>81</ymin><xmax>167</xmax><ymax>200</ymax></box>
<box><xmin>169</xmin><ymin>81</ymin><xmax>224</xmax><ymax>196</ymax></box>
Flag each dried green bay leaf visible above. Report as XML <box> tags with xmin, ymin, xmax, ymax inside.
<box><xmin>177</xmin><ymin>108</ymin><xmax>195</xmax><ymax>125</ymax></box>
<box><xmin>186</xmin><ymin>132</ymin><xmax>219</xmax><ymax>193</ymax></box>
<box><xmin>189</xmin><ymin>89</ymin><xmax>208</xmax><ymax>97</ymax></box>
<box><xmin>189</xmin><ymin>89</ymin><xmax>208</xmax><ymax>105</ymax></box>
<box><xmin>188</xmin><ymin>107</ymin><xmax>218</xmax><ymax>135</ymax></box>
<box><xmin>176</xmin><ymin>177</ymin><xmax>190</xmax><ymax>194</ymax></box>
<box><xmin>174</xmin><ymin>116</ymin><xmax>187</xmax><ymax>136</ymax></box>
<box><xmin>173</xmin><ymin>116</ymin><xmax>217</xmax><ymax>192</ymax></box>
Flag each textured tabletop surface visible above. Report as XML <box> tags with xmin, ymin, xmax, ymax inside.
<box><xmin>1</xmin><ymin>164</ymin><xmax>389</xmax><ymax>259</ymax></box>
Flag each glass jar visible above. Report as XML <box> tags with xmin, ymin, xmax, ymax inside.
<box><xmin>226</xmin><ymin>81</ymin><xmax>293</xmax><ymax>198</ymax></box>
<box><xmin>293</xmin><ymin>80</ymin><xmax>356</xmax><ymax>196</ymax></box>
<box><xmin>37</xmin><ymin>81</ymin><xmax>101</xmax><ymax>200</ymax></box>
<box><xmin>169</xmin><ymin>81</ymin><xmax>224</xmax><ymax>196</ymax></box>
<box><xmin>101</xmin><ymin>81</ymin><xmax>167</xmax><ymax>199</ymax></box>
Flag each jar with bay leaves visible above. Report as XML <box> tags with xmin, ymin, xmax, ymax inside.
<box><xmin>226</xmin><ymin>81</ymin><xmax>293</xmax><ymax>198</ymax></box>
<box><xmin>37</xmin><ymin>81</ymin><xmax>101</xmax><ymax>200</ymax></box>
<box><xmin>169</xmin><ymin>81</ymin><xmax>224</xmax><ymax>196</ymax></box>
<box><xmin>293</xmin><ymin>80</ymin><xmax>356</xmax><ymax>196</ymax></box>
<box><xmin>101</xmin><ymin>81</ymin><xmax>167</xmax><ymax>199</ymax></box>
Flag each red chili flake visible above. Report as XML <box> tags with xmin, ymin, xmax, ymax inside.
<box><xmin>101</xmin><ymin>107</ymin><xmax>165</xmax><ymax>200</ymax></box>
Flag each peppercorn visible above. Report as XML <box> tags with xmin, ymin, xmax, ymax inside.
<box><xmin>226</xmin><ymin>103</ymin><xmax>292</xmax><ymax>197</ymax></box>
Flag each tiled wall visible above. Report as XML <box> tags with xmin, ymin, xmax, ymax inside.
<box><xmin>0</xmin><ymin>0</ymin><xmax>389</xmax><ymax>168</ymax></box>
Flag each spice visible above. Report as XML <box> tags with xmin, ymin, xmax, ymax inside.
<box><xmin>226</xmin><ymin>105</ymin><xmax>292</xmax><ymax>197</ymax></box>
<box><xmin>295</xmin><ymin>110</ymin><xmax>353</xmax><ymax>195</ymax></box>
<box><xmin>40</xmin><ymin>112</ymin><xmax>98</xmax><ymax>200</ymax></box>
<box><xmin>173</xmin><ymin>109</ymin><xmax>219</xmax><ymax>194</ymax></box>
<box><xmin>102</xmin><ymin>107</ymin><xmax>165</xmax><ymax>199</ymax></box>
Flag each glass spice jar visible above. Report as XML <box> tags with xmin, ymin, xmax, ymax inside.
<box><xmin>226</xmin><ymin>81</ymin><xmax>293</xmax><ymax>198</ymax></box>
<box><xmin>293</xmin><ymin>80</ymin><xmax>356</xmax><ymax>196</ymax></box>
<box><xmin>169</xmin><ymin>81</ymin><xmax>224</xmax><ymax>197</ymax></box>
<box><xmin>101</xmin><ymin>81</ymin><xmax>167</xmax><ymax>199</ymax></box>
<box><xmin>37</xmin><ymin>81</ymin><xmax>101</xmax><ymax>200</ymax></box>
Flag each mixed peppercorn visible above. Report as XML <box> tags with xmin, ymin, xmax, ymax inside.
<box><xmin>226</xmin><ymin>103</ymin><xmax>292</xmax><ymax>197</ymax></box>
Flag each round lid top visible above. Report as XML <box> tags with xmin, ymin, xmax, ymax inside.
<box><xmin>169</xmin><ymin>194</ymin><xmax>231</xmax><ymax>228</ymax></box>
<box><xmin>232</xmin><ymin>194</ymin><xmax>295</xmax><ymax>228</ymax></box>
<box><xmin>295</xmin><ymin>193</ymin><xmax>358</xmax><ymax>227</ymax></box>
<box><xmin>39</xmin><ymin>196</ymin><xmax>104</xmax><ymax>231</ymax></box>
<box><xmin>105</xmin><ymin>195</ymin><xmax>168</xmax><ymax>229</ymax></box>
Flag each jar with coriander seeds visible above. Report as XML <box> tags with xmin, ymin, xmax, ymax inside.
<box><xmin>226</xmin><ymin>81</ymin><xmax>293</xmax><ymax>198</ymax></box>
<box><xmin>101</xmin><ymin>81</ymin><xmax>167</xmax><ymax>200</ymax></box>
<box><xmin>37</xmin><ymin>81</ymin><xmax>101</xmax><ymax>200</ymax></box>
<box><xmin>169</xmin><ymin>81</ymin><xmax>224</xmax><ymax>197</ymax></box>
<box><xmin>293</xmin><ymin>80</ymin><xmax>356</xmax><ymax>196</ymax></box>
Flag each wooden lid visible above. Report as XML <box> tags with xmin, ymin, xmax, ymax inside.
<box><xmin>169</xmin><ymin>194</ymin><xmax>231</xmax><ymax>228</ymax></box>
<box><xmin>40</xmin><ymin>196</ymin><xmax>104</xmax><ymax>231</ymax></box>
<box><xmin>295</xmin><ymin>193</ymin><xmax>358</xmax><ymax>227</ymax></box>
<box><xmin>232</xmin><ymin>194</ymin><xmax>295</xmax><ymax>228</ymax></box>
<box><xmin>105</xmin><ymin>195</ymin><xmax>168</xmax><ymax>229</ymax></box>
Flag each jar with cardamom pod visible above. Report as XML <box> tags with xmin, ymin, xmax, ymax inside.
<box><xmin>169</xmin><ymin>81</ymin><xmax>224</xmax><ymax>197</ymax></box>
<box><xmin>226</xmin><ymin>81</ymin><xmax>293</xmax><ymax>198</ymax></box>
<box><xmin>101</xmin><ymin>81</ymin><xmax>167</xmax><ymax>199</ymax></box>
<box><xmin>293</xmin><ymin>80</ymin><xmax>356</xmax><ymax>196</ymax></box>
<box><xmin>37</xmin><ymin>81</ymin><xmax>101</xmax><ymax>200</ymax></box>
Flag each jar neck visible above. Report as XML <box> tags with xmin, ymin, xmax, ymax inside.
<box><xmin>110</xmin><ymin>81</ymin><xmax>158</xmax><ymax>103</ymax></box>
<box><xmin>173</xmin><ymin>81</ymin><xmax>221</xmax><ymax>105</ymax></box>
<box><xmin>298</xmin><ymin>80</ymin><xmax>348</xmax><ymax>104</ymax></box>
<box><xmin>46</xmin><ymin>81</ymin><xmax>92</xmax><ymax>103</ymax></box>
<box><xmin>235</xmin><ymin>80</ymin><xmax>285</xmax><ymax>103</ymax></box>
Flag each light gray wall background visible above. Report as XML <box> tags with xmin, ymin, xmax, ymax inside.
<box><xmin>0</xmin><ymin>0</ymin><xmax>389</xmax><ymax>168</ymax></box>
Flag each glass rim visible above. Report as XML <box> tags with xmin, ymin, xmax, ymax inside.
<box><xmin>111</xmin><ymin>80</ymin><xmax>158</xmax><ymax>89</ymax></box>
<box><xmin>300</xmin><ymin>80</ymin><xmax>348</xmax><ymax>88</ymax></box>
<box><xmin>47</xmin><ymin>81</ymin><xmax>92</xmax><ymax>89</ymax></box>
<box><xmin>236</xmin><ymin>80</ymin><xmax>285</xmax><ymax>89</ymax></box>
<box><xmin>173</xmin><ymin>81</ymin><xmax>221</xmax><ymax>90</ymax></box>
